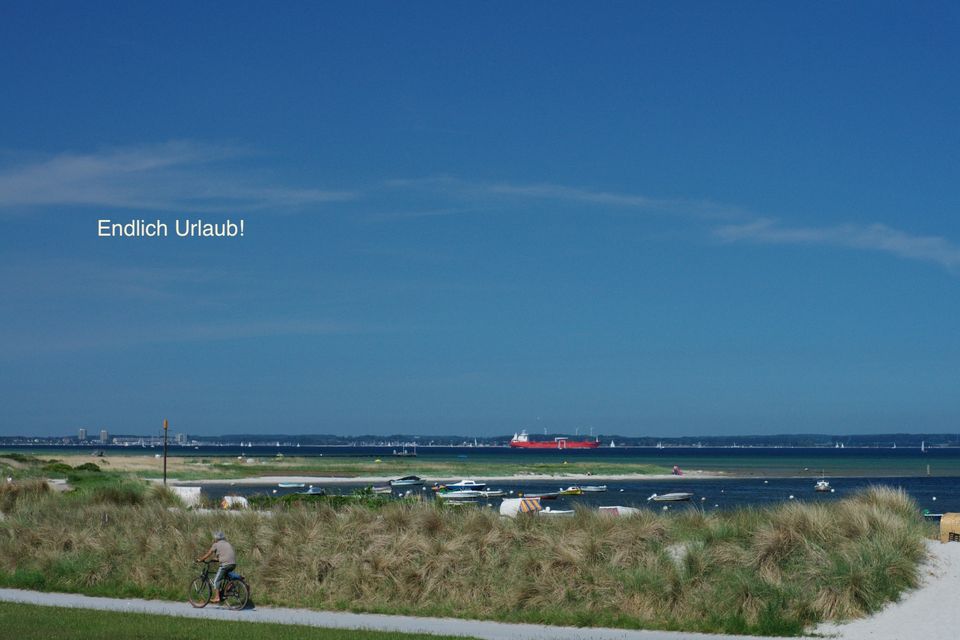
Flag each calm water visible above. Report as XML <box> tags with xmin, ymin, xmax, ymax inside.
<box><xmin>200</xmin><ymin>476</ymin><xmax>954</xmax><ymax>514</ymax></box>
<box><xmin>7</xmin><ymin>444</ymin><xmax>958</xmax><ymax>512</ymax></box>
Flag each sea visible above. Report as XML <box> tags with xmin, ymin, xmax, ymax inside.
<box><xmin>7</xmin><ymin>444</ymin><xmax>958</xmax><ymax>515</ymax></box>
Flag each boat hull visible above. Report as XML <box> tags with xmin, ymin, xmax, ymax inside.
<box><xmin>648</xmin><ymin>492</ymin><xmax>693</xmax><ymax>502</ymax></box>
<box><xmin>509</xmin><ymin>441</ymin><xmax>600</xmax><ymax>449</ymax></box>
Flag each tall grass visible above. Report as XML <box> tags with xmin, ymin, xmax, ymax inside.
<box><xmin>0</xmin><ymin>485</ymin><xmax>926</xmax><ymax>636</ymax></box>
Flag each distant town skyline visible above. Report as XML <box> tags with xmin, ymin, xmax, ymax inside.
<box><xmin>1</xmin><ymin>3</ymin><xmax>959</xmax><ymax>437</ymax></box>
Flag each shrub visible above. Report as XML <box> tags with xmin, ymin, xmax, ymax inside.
<box><xmin>41</xmin><ymin>462</ymin><xmax>73</xmax><ymax>474</ymax></box>
<box><xmin>91</xmin><ymin>485</ymin><xmax>144</xmax><ymax>506</ymax></box>
<box><xmin>0</xmin><ymin>479</ymin><xmax>50</xmax><ymax>513</ymax></box>
<box><xmin>73</xmin><ymin>463</ymin><xmax>101</xmax><ymax>473</ymax></box>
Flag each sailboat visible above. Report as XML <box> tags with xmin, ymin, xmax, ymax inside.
<box><xmin>921</xmin><ymin>441</ymin><xmax>926</xmax><ymax>453</ymax></box>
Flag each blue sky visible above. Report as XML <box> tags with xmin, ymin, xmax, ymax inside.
<box><xmin>1</xmin><ymin>2</ymin><xmax>958</xmax><ymax>437</ymax></box>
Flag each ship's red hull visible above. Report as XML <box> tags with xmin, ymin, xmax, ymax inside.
<box><xmin>510</xmin><ymin>440</ymin><xmax>600</xmax><ymax>449</ymax></box>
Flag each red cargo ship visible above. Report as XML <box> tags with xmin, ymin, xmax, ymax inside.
<box><xmin>509</xmin><ymin>430</ymin><xmax>600</xmax><ymax>449</ymax></box>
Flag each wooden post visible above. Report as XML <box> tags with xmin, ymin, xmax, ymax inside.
<box><xmin>163</xmin><ymin>419</ymin><xmax>168</xmax><ymax>486</ymax></box>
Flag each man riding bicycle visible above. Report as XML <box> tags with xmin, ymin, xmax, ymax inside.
<box><xmin>196</xmin><ymin>531</ymin><xmax>236</xmax><ymax>604</ymax></box>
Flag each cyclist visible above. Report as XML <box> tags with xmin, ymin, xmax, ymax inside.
<box><xmin>196</xmin><ymin>531</ymin><xmax>236</xmax><ymax>604</ymax></box>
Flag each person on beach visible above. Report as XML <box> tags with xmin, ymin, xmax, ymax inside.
<box><xmin>196</xmin><ymin>531</ymin><xmax>236</xmax><ymax>603</ymax></box>
<box><xmin>672</xmin><ymin>465</ymin><xmax>683</xmax><ymax>476</ymax></box>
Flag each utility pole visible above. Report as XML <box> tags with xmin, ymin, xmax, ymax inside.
<box><xmin>163</xmin><ymin>419</ymin><xmax>168</xmax><ymax>486</ymax></box>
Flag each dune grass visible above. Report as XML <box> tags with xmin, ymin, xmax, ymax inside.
<box><xmin>0</xmin><ymin>602</ymin><xmax>474</xmax><ymax>640</ymax></box>
<box><xmin>0</xmin><ymin>482</ymin><xmax>928</xmax><ymax>636</ymax></box>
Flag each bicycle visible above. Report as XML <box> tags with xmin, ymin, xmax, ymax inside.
<box><xmin>188</xmin><ymin>560</ymin><xmax>250</xmax><ymax>610</ymax></box>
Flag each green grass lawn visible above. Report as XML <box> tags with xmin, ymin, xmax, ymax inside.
<box><xmin>0</xmin><ymin>601</ymin><xmax>475</xmax><ymax>640</ymax></box>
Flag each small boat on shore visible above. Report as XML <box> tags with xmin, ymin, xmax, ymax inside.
<box><xmin>389</xmin><ymin>475</ymin><xmax>423</xmax><ymax>487</ymax></box>
<box><xmin>598</xmin><ymin>505</ymin><xmax>640</xmax><ymax>516</ymax></box>
<box><xmin>436</xmin><ymin>490</ymin><xmax>484</xmax><ymax>499</ymax></box>
<box><xmin>372</xmin><ymin>486</ymin><xmax>393</xmax><ymax>494</ymax></box>
<box><xmin>434</xmin><ymin>479</ymin><xmax>486</xmax><ymax>492</ymax></box>
<box><xmin>648</xmin><ymin>492</ymin><xmax>693</xmax><ymax>502</ymax></box>
<box><xmin>538</xmin><ymin>507</ymin><xmax>575</xmax><ymax>517</ymax></box>
<box><xmin>278</xmin><ymin>482</ymin><xmax>306</xmax><ymax>488</ymax></box>
<box><xmin>521</xmin><ymin>491</ymin><xmax>559</xmax><ymax>500</ymax></box>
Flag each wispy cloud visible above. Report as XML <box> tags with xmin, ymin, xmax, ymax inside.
<box><xmin>386</xmin><ymin>176</ymin><xmax>741</xmax><ymax>219</ymax></box>
<box><xmin>0</xmin><ymin>141</ymin><xmax>355</xmax><ymax>213</ymax></box>
<box><xmin>715</xmin><ymin>218</ymin><xmax>960</xmax><ymax>272</ymax></box>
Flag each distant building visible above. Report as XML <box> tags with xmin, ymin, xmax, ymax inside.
<box><xmin>175</xmin><ymin>433</ymin><xmax>187</xmax><ymax>445</ymax></box>
<box><xmin>99</xmin><ymin>429</ymin><xmax>109</xmax><ymax>444</ymax></box>
<box><xmin>78</xmin><ymin>428</ymin><xmax>87</xmax><ymax>441</ymax></box>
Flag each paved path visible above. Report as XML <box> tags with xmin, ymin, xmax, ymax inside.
<box><xmin>0</xmin><ymin>588</ymin><xmax>789</xmax><ymax>640</ymax></box>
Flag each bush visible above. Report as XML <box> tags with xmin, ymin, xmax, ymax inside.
<box><xmin>90</xmin><ymin>485</ymin><xmax>144</xmax><ymax>506</ymax></box>
<box><xmin>41</xmin><ymin>462</ymin><xmax>73</xmax><ymax>475</ymax></box>
<box><xmin>73</xmin><ymin>463</ymin><xmax>101</xmax><ymax>473</ymax></box>
<box><xmin>0</xmin><ymin>479</ymin><xmax>49</xmax><ymax>513</ymax></box>
<box><xmin>0</xmin><ymin>453</ymin><xmax>37</xmax><ymax>464</ymax></box>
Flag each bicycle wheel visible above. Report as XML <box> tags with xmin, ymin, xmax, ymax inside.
<box><xmin>222</xmin><ymin>579</ymin><xmax>249</xmax><ymax>610</ymax></box>
<box><xmin>188</xmin><ymin>577</ymin><xmax>212</xmax><ymax>608</ymax></box>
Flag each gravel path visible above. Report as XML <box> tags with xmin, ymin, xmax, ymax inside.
<box><xmin>0</xmin><ymin>588</ymin><xmax>788</xmax><ymax>640</ymax></box>
<box><xmin>815</xmin><ymin>539</ymin><xmax>960</xmax><ymax>639</ymax></box>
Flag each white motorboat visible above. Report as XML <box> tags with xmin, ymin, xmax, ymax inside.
<box><xmin>436</xmin><ymin>490</ymin><xmax>484</xmax><ymax>499</ymax></box>
<box><xmin>815</xmin><ymin>479</ymin><xmax>831</xmax><ymax>492</ymax></box>
<box><xmin>598</xmin><ymin>505</ymin><xmax>640</xmax><ymax>516</ymax></box>
<box><xmin>434</xmin><ymin>479</ymin><xmax>486</xmax><ymax>491</ymax></box>
<box><xmin>647</xmin><ymin>492</ymin><xmax>693</xmax><ymax>502</ymax></box>
<box><xmin>278</xmin><ymin>482</ymin><xmax>305</xmax><ymax>488</ymax></box>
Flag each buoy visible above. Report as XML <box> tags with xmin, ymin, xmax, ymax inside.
<box><xmin>763</xmin><ymin>480</ymin><xmax>768</xmax><ymax>484</ymax></box>
<box><xmin>933</xmin><ymin>497</ymin><xmax>937</xmax><ymax>501</ymax></box>
<box><xmin>272</xmin><ymin>489</ymin><xmax>277</xmax><ymax>494</ymax></box>
<box><xmin>789</xmin><ymin>495</ymin><xmax>795</xmax><ymax>500</ymax></box>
